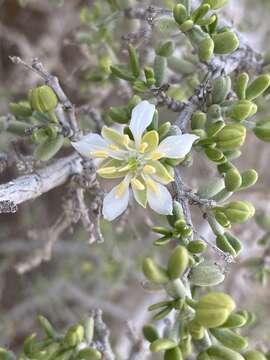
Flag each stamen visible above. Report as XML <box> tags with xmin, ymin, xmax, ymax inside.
<box><xmin>143</xmin><ymin>165</ymin><xmax>156</xmax><ymax>175</ymax></box>
<box><xmin>151</xmin><ymin>152</ymin><xmax>166</xmax><ymax>160</ymax></box>
<box><xmin>122</xmin><ymin>135</ymin><xmax>130</xmax><ymax>146</ymax></box>
<box><xmin>115</xmin><ymin>181</ymin><xmax>127</xmax><ymax>198</ymax></box>
<box><xmin>109</xmin><ymin>144</ymin><xmax>119</xmax><ymax>151</ymax></box>
<box><xmin>145</xmin><ymin>178</ymin><xmax>159</xmax><ymax>194</ymax></box>
<box><xmin>90</xmin><ymin>150</ymin><xmax>109</xmax><ymax>158</ymax></box>
<box><xmin>97</xmin><ymin>166</ymin><xmax>117</xmax><ymax>175</ymax></box>
<box><xmin>139</xmin><ymin>142</ymin><xmax>148</xmax><ymax>153</ymax></box>
<box><xmin>118</xmin><ymin>163</ymin><xmax>132</xmax><ymax>172</ymax></box>
<box><xmin>131</xmin><ymin>178</ymin><xmax>145</xmax><ymax>191</ymax></box>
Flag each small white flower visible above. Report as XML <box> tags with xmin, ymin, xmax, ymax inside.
<box><xmin>72</xmin><ymin>101</ymin><xmax>198</xmax><ymax>221</ymax></box>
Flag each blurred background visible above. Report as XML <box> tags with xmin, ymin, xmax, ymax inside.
<box><xmin>0</xmin><ymin>0</ymin><xmax>270</xmax><ymax>357</ymax></box>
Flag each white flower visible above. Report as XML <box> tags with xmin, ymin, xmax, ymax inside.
<box><xmin>72</xmin><ymin>101</ymin><xmax>198</xmax><ymax>221</ymax></box>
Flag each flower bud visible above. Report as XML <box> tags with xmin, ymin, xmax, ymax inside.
<box><xmin>64</xmin><ymin>324</ymin><xmax>84</xmax><ymax>347</ymax></box>
<box><xmin>211</xmin><ymin>76</ymin><xmax>231</xmax><ymax>104</ymax></box>
<box><xmin>224</xmin><ymin>168</ymin><xmax>242</xmax><ymax>191</ymax></box>
<box><xmin>76</xmin><ymin>348</ymin><xmax>102</xmax><ymax>359</ymax></box>
<box><xmin>207</xmin><ymin>121</ymin><xmax>226</xmax><ymax>137</ymax></box>
<box><xmin>212</xmin><ymin>31</ymin><xmax>239</xmax><ymax>55</ymax></box>
<box><xmin>173</xmin><ymin>4</ymin><xmax>187</xmax><ymax>25</ymax></box>
<box><xmin>179</xmin><ymin>19</ymin><xmax>194</xmax><ymax>32</ymax></box>
<box><xmin>29</xmin><ymin>85</ymin><xmax>58</xmax><ymax>114</ymax></box>
<box><xmin>143</xmin><ymin>325</ymin><xmax>159</xmax><ymax>343</ymax></box>
<box><xmin>38</xmin><ymin>315</ymin><xmax>55</xmax><ymax>338</ymax></box>
<box><xmin>210</xmin><ymin>328</ymin><xmax>248</xmax><ymax>351</ymax></box>
<box><xmin>244</xmin><ymin>351</ymin><xmax>267</xmax><ymax>360</ymax></box>
<box><xmin>187</xmin><ymin>240</ymin><xmax>207</xmax><ymax>253</ymax></box>
<box><xmin>156</xmin><ymin>41</ymin><xmax>175</xmax><ymax>57</ymax></box>
<box><xmin>195</xmin><ymin>292</ymin><xmax>236</xmax><ymax>328</ymax></box>
<box><xmin>142</xmin><ymin>257</ymin><xmax>169</xmax><ymax>284</ymax></box>
<box><xmin>108</xmin><ymin>106</ymin><xmax>129</xmax><ymax>124</ymax></box>
<box><xmin>246</xmin><ymin>74</ymin><xmax>270</xmax><ymax>101</ymax></box>
<box><xmin>150</xmin><ymin>338</ymin><xmax>178</xmax><ymax>352</ymax></box>
<box><xmin>167</xmin><ymin>245</ymin><xmax>189</xmax><ymax>280</ymax></box>
<box><xmin>203</xmin><ymin>0</ymin><xmax>228</xmax><ymax>9</ymax></box>
<box><xmin>191</xmin><ymin>111</ymin><xmax>207</xmax><ymax>130</ymax></box>
<box><xmin>205</xmin><ymin>147</ymin><xmax>225</xmax><ymax>163</ymax></box>
<box><xmin>215</xmin><ymin>124</ymin><xmax>246</xmax><ymax>149</ymax></box>
<box><xmin>215</xmin><ymin>213</ymin><xmax>231</xmax><ymax>228</ymax></box>
<box><xmin>128</xmin><ymin>44</ymin><xmax>140</xmax><ymax>78</ymax></box>
<box><xmin>224</xmin><ymin>201</ymin><xmax>255</xmax><ymax>224</ymax></box>
<box><xmin>167</xmin><ymin>201</ymin><xmax>184</xmax><ymax>227</ymax></box>
<box><xmin>228</xmin><ymin>100</ymin><xmax>257</xmax><ymax>121</ymax></box>
<box><xmin>188</xmin><ymin>319</ymin><xmax>205</xmax><ymax>340</ymax></box>
<box><xmin>164</xmin><ymin>347</ymin><xmax>183</xmax><ymax>360</ymax></box>
<box><xmin>206</xmin><ymin>345</ymin><xmax>245</xmax><ymax>360</ymax></box>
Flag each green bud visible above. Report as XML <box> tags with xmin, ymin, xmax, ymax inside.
<box><xmin>254</xmin><ymin>122</ymin><xmax>270</xmax><ymax>142</ymax></box>
<box><xmin>150</xmin><ymin>338</ymin><xmax>178</xmax><ymax>352</ymax></box>
<box><xmin>187</xmin><ymin>240</ymin><xmax>207</xmax><ymax>253</ymax></box>
<box><xmin>142</xmin><ymin>257</ymin><xmax>169</xmax><ymax>284</ymax></box>
<box><xmin>223</xmin><ymin>149</ymin><xmax>242</xmax><ymax>160</ymax></box>
<box><xmin>9</xmin><ymin>101</ymin><xmax>32</xmax><ymax>117</ymax></box>
<box><xmin>189</xmin><ymin>263</ymin><xmax>225</xmax><ymax>287</ymax></box>
<box><xmin>212</xmin><ymin>31</ymin><xmax>239</xmax><ymax>55</ymax></box>
<box><xmin>128</xmin><ymin>44</ymin><xmax>140</xmax><ymax>78</ymax></box>
<box><xmin>76</xmin><ymin>348</ymin><xmax>102</xmax><ymax>360</ymax></box>
<box><xmin>64</xmin><ymin>324</ymin><xmax>84</xmax><ymax>347</ymax></box>
<box><xmin>179</xmin><ymin>19</ymin><xmax>194</xmax><ymax>33</ymax></box>
<box><xmin>127</xmin><ymin>95</ymin><xmax>142</xmax><ymax>113</ymax></box>
<box><xmin>215</xmin><ymin>124</ymin><xmax>246</xmax><ymax>149</ymax></box>
<box><xmin>158</xmin><ymin>122</ymin><xmax>172</xmax><ymax>139</ymax></box>
<box><xmin>152</xmin><ymin>226</ymin><xmax>172</xmax><ymax>236</ymax></box>
<box><xmin>164</xmin><ymin>347</ymin><xmax>183</xmax><ymax>360</ymax></box>
<box><xmin>154</xmin><ymin>55</ymin><xmax>167</xmax><ymax>86</ymax></box>
<box><xmin>224</xmin><ymin>231</ymin><xmax>243</xmax><ymax>255</ymax></box>
<box><xmin>211</xmin><ymin>328</ymin><xmax>248</xmax><ymax>351</ymax></box>
<box><xmin>195</xmin><ymin>292</ymin><xmax>236</xmax><ymax>328</ymax></box>
<box><xmin>167</xmin><ymin>245</ymin><xmax>189</xmax><ymax>279</ymax></box>
<box><xmin>203</xmin><ymin>0</ymin><xmax>228</xmax><ymax>9</ymax></box>
<box><xmin>143</xmin><ymin>324</ymin><xmax>159</xmax><ymax>343</ymax></box>
<box><xmin>38</xmin><ymin>315</ymin><xmax>55</xmax><ymax>338</ymax></box>
<box><xmin>215</xmin><ymin>213</ymin><xmax>231</xmax><ymax>229</ymax></box>
<box><xmin>228</xmin><ymin>100</ymin><xmax>257</xmax><ymax>121</ymax></box>
<box><xmin>235</xmin><ymin>73</ymin><xmax>249</xmax><ymax>100</ymax></box>
<box><xmin>246</xmin><ymin>74</ymin><xmax>270</xmax><ymax>100</ymax></box>
<box><xmin>110</xmin><ymin>65</ymin><xmax>135</xmax><ymax>81</ymax></box>
<box><xmin>221</xmin><ymin>313</ymin><xmax>247</xmax><ymax>329</ymax></box>
<box><xmin>224</xmin><ymin>201</ymin><xmax>255</xmax><ymax>224</ymax></box>
<box><xmin>207</xmin><ymin>121</ymin><xmax>226</xmax><ymax>137</ymax></box>
<box><xmin>211</xmin><ymin>76</ymin><xmax>231</xmax><ymax>104</ymax></box>
<box><xmin>191</xmin><ymin>111</ymin><xmax>207</xmax><ymax>130</ymax></box>
<box><xmin>108</xmin><ymin>107</ymin><xmax>129</xmax><ymax>124</ymax></box>
<box><xmin>156</xmin><ymin>41</ymin><xmax>175</xmax><ymax>57</ymax></box>
<box><xmin>224</xmin><ymin>168</ymin><xmax>242</xmax><ymax>191</ymax></box>
<box><xmin>199</xmin><ymin>37</ymin><xmax>215</xmax><ymax>62</ymax></box>
<box><xmin>29</xmin><ymin>85</ymin><xmax>58</xmax><ymax>113</ymax></box>
<box><xmin>173</xmin><ymin>4</ymin><xmax>187</xmax><ymax>25</ymax></box>
<box><xmin>244</xmin><ymin>351</ymin><xmax>267</xmax><ymax>360</ymax></box>
<box><xmin>35</xmin><ymin>134</ymin><xmax>64</xmax><ymax>161</ymax></box>
<box><xmin>206</xmin><ymin>345</ymin><xmax>245</xmax><ymax>360</ymax></box>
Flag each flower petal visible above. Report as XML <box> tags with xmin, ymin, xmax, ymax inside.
<box><xmin>102</xmin><ymin>181</ymin><xmax>130</xmax><ymax>221</ymax></box>
<box><xmin>157</xmin><ymin>134</ymin><xmax>199</xmax><ymax>159</ymax></box>
<box><xmin>141</xmin><ymin>130</ymin><xmax>159</xmax><ymax>153</ymax></box>
<box><xmin>146</xmin><ymin>179</ymin><xmax>173</xmax><ymax>215</ymax></box>
<box><xmin>71</xmin><ymin>134</ymin><xmax>108</xmax><ymax>157</ymax></box>
<box><xmin>129</xmin><ymin>101</ymin><xmax>155</xmax><ymax>147</ymax></box>
<box><xmin>147</xmin><ymin>160</ymin><xmax>174</xmax><ymax>185</ymax></box>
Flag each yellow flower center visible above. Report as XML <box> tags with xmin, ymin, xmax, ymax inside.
<box><xmin>131</xmin><ymin>178</ymin><xmax>145</xmax><ymax>191</ymax></box>
<box><xmin>139</xmin><ymin>142</ymin><xmax>148</xmax><ymax>153</ymax></box>
<box><xmin>143</xmin><ymin>165</ymin><xmax>156</xmax><ymax>175</ymax></box>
